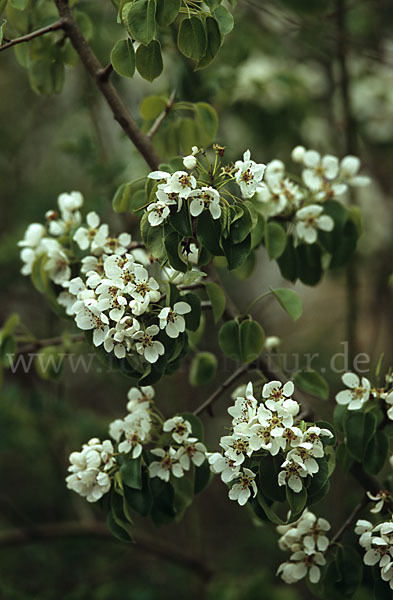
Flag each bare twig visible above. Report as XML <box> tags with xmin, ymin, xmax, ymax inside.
<box><xmin>53</xmin><ymin>0</ymin><xmax>161</xmax><ymax>170</ymax></box>
<box><xmin>16</xmin><ymin>334</ymin><xmax>85</xmax><ymax>355</ymax></box>
<box><xmin>0</xmin><ymin>20</ymin><xmax>65</xmax><ymax>52</ymax></box>
<box><xmin>147</xmin><ymin>90</ymin><xmax>177</xmax><ymax>139</ymax></box>
<box><xmin>0</xmin><ymin>521</ymin><xmax>213</xmax><ymax>580</ymax></box>
<box><xmin>330</xmin><ymin>496</ymin><xmax>368</xmax><ymax>545</ymax></box>
<box><xmin>193</xmin><ymin>363</ymin><xmax>251</xmax><ymax>416</ymax></box>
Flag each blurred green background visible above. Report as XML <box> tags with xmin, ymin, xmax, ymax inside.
<box><xmin>1</xmin><ymin>0</ymin><xmax>393</xmax><ymax>598</ymax></box>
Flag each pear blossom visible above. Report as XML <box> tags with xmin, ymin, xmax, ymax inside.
<box><xmin>148</xmin><ymin>447</ymin><xmax>184</xmax><ymax>481</ymax></box>
<box><xmin>73</xmin><ymin>211</ymin><xmax>109</xmax><ymax>252</ymax></box>
<box><xmin>66</xmin><ymin>438</ymin><xmax>115</xmax><ymax>502</ymax></box>
<box><xmin>384</xmin><ymin>390</ymin><xmax>393</xmax><ymax>421</ymax></box>
<box><xmin>18</xmin><ymin>223</ymin><xmax>46</xmax><ymax>248</ymax></box>
<box><xmin>163</xmin><ymin>416</ymin><xmax>192</xmax><ymax>443</ymax></box>
<box><xmin>295</xmin><ymin>205</ymin><xmax>334</xmax><ymax>244</ymax></box>
<box><xmin>228</xmin><ymin>467</ymin><xmax>257</xmax><ymax>506</ymax></box>
<box><xmin>177</xmin><ymin>439</ymin><xmax>207</xmax><ymax>470</ymax></box>
<box><xmin>133</xmin><ymin>324</ymin><xmax>165</xmax><ymax>363</ymax></box>
<box><xmin>234</xmin><ymin>149</ymin><xmax>266</xmax><ymax>198</ymax></box>
<box><xmin>188</xmin><ymin>186</ymin><xmax>221</xmax><ymax>219</ymax></box>
<box><xmin>127</xmin><ymin>386</ymin><xmax>155</xmax><ymax>412</ymax></box>
<box><xmin>147</xmin><ymin>200</ymin><xmax>172</xmax><ymax>226</ymax></box>
<box><xmin>340</xmin><ymin>155</ymin><xmax>370</xmax><ymax>187</ymax></box>
<box><xmin>335</xmin><ymin>372</ymin><xmax>371</xmax><ymax>410</ymax></box>
<box><xmin>367</xmin><ymin>490</ymin><xmax>391</xmax><ymax>514</ymax></box>
<box><xmin>278</xmin><ymin>458</ymin><xmax>307</xmax><ymax>493</ymax></box>
<box><xmin>301</xmin><ymin>150</ymin><xmax>339</xmax><ymax>190</ymax></box>
<box><xmin>277</xmin><ymin>510</ymin><xmax>331</xmax><ymax>585</ymax></box>
<box><xmin>220</xmin><ymin>434</ymin><xmax>252</xmax><ymax>465</ymax></box>
<box><xmin>183</xmin><ymin>154</ymin><xmax>197</xmax><ymax>169</ymax></box>
<box><xmin>208</xmin><ymin>452</ymin><xmax>240</xmax><ymax>483</ymax></box>
<box><xmin>158</xmin><ymin>301</ymin><xmax>191</xmax><ymax>338</ymax></box>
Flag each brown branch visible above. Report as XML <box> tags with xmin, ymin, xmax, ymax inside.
<box><xmin>53</xmin><ymin>0</ymin><xmax>161</xmax><ymax>170</ymax></box>
<box><xmin>147</xmin><ymin>90</ymin><xmax>177</xmax><ymax>139</ymax></box>
<box><xmin>0</xmin><ymin>20</ymin><xmax>65</xmax><ymax>52</ymax></box>
<box><xmin>193</xmin><ymin>363</ymin><xmax>251</xmax><ymax>416</ymax></box>
<box><xmin>330</xmin><ymin>495</ymin><xmax>368</xmax><ymax>545</ymax></box>
<box><xmin>0</xmin><ymin>521</ymin><xmax>213</xmax><ymax>580</ymax></box>
<box><xmin>16</xmin><ymin>334</ymin><xmax>85</xmax><ymax>355</ymax></box>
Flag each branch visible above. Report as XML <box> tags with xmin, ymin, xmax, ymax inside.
<box><xmin>330</xmin><ymin>495</ymin><xmax>368</xmax><ymax>545</ymax></box>
<box><xmin>16</xmin><ymin>333</ymin><xmax>85</xmax><ymax>355</ymax></box>
<box><xmin>53</xmin><ymin>0</ymin><xmax>161</xmax><ymax>170</ymax></box>
<box><xmin>147</xmin><ymin>90</ymin><xmax>176</xmax><ymax>139</ymax></box>
<box><xmin>0</xmin><ymin>521</ymin><xmax>213</xmax><ymax>580</ymax></box>
<box><xmin>0</xmin><ymin>20</ymin><xmax>65</xmax><ymax>52</ymax></box>
<box><xmin>193</xmin><ymin>363</ymin><xmax>251</xmax><ymax>416</ymax></box>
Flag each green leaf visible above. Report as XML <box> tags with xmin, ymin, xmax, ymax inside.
<box><xmin>140</xmin><ymin>212</ymin><xmax>165</xmax><ymax>258</ymax></box>
<box><xmin>343</xmin><ymin>412</ymin><xmax>377</xmax><ymax>462</ymax></box>
<box><xmin>335</xmin><ymin>443</ymin><xmax>354</xmax><ymax>472</ymax></box>
<box><xmin>123</xmin><ymin>469</ymin><xmax>152</xmax><ymax>516</ymax></box>
<box><xmin>110</xmin><ymin>38</ymin><xmax>135</xmax><ymax>78</ymax></box>
<box><xmin>277</xmin><ymin>236</ymin><xmax>298</xmax><ymax>282</ymax></box>
<box><xmin>9</xmin><ymin>0</ymin><xmax>26</xmax><ymax>9</ymax></box>
<box><xmin>168</xmin><ymin>202</ymin><xmax>192</xmax><ymax>237</ymax></box>
<box><xmin>270</xmin><ymin>288</ymin><xmax>303</xmax><ymax>321</ymax></box>
<box><xmin>294</xmin><ymin>370</ymin><xmax>329</xmax><ymax>400</ymax></box>
<box><xmin>164</xmin><ymin>230</ymin><xmax>187</xmax><ymax>272</ymax></box>
<box><xmin>194</xmin><ymin>460</ymin><xmax>212</xmax><ymax>494</ymax></box>
<box><xmin>286</xmin><ymin>485</ymin><xmax>307</xmax><ymax>520</ymax></box>
<box><xmin>364</xmin><ymin>430</ymin><xmax>389</xmax><ymax>474</ymax></box>
<box><xmin>177</xmin><ymin>16</ymin><xmax>207</xmax><ymax>60</ymax></box>
<box><xmin>256</xmin><ymin>493</ymin><xmax>285</xmax><ymax>525</ymax></box>
<box><xmin>150</xmin><ymin>478</ymin><xmax>176</xmax><ymax>525</ymax></box>
<box><xmin>183</xmin><ymin>292</ymin><xmax>202</xmax><ymax>331</ymax></box>
<box><xmin>189</xmin><ymin>351</ymin><xmax>217</xmax><ymax>386</ymax></box>
<box><xmin>218</xmin><ymin>320</ymin><xmax>241</xmax><ymax>361</ymax></box>
<box><xmin>239</xmin><ymin>319</ymin><xmax>265</xmax><ymax>362</ymax></box>
<box><xmin>120</xmin><ymin>455</ymin><xmax>142</xmax><ymax>489</ymax></box>
<box><xmin>195</xmin><ymin>102</ymin><xmax>219</xmax><ymax>144</ymax></box>
<box><xmin>296</xmin><ymin>243</ymin><xmax>322</xmax><ymax>286</ymax></box>
<box><xmin>107</xmin><ymin>511</ymin><xmax>133</xmax><ymax>543</ymax></box>
<box><xmin>196</xmin><ymin>211</ymin><xmax>223</xmax><ymax>256</ymax></box>
<box><xmin>156</xmin><ymin>0</ymin><xmax>180</xmax><ymax>26</ymax></box>
<box><xmin>306</xmin><ymin>458</ymin><xmax>329</xmax><ymax>500</ymax></box>
<box><xmin>196</xmin><ymin>16</ymin><xmax>222</xmax><ymax>69</ymax></box>
<box><xmin>335</xmin><ymin>546</ymin><xmax>363</xmax><ymax>597</ymax></box>
<box><xmin>259</xmin><ymin>454</ymin><xmax>286</xmax><ymax>502</ymax></box>
<box><xmin>221</xmin><ymin>234</ymin><xmax>251</xmax><ymax>270</ymax></box>
<box><xmin>136</xmin><ymin>39</ymin><xmax>163</xmax><ymax>82</ymax></box>
<box><xmin>127</xmin><ymin>0</ymin><xmax>156</xmax><ymax>44</ymax></box>
<box><xmin>140</xmin><ymin>95</ymin><xmax>167</xmax><ymax>120</ymax></box>
<box><xmin>230</xmin><ymin>206</ymin><xmax>253</xmax><ymax>243</ymax></box>
<box><xmin>333</xmin><ymin>404</ymin><xmax>348</xmax><ymax>433</ymax></box>
<box><xmin>265</xmin><ymin>221</ymin><xmax>287</xmax><ymax>260</ymax></box>
<box><xmin>233</xmin><ymin>250</ymin><xmax>256</xmax><ymax>280</ymax></box>
<box><xmin>0</xmin><ymin>18</ymin><xmax>6</xmax><ymax>44</ymax></box>
<box><xmin>28</xmin><ymin>57</ymin><xmax>65</xmax><ymax>96</ymax></box>
<box><xmin>112</xmin><ymin>179</ymin><xmax>146</xmax><ymax>213</ymax></box>
<box><xmin>213</xmin><ymin>4</ymin><xmax>234</xmax><ymax>35</ymax></box>
<box><xmin>0</xmin><ymin>313</ymin><xmax>20</xmax><ymax>344</ymax></box>
<box><xmin>205</xmin><ymin>281</ymin><xmax>226</xmax><ymax>324</ymax></box>
<box><xmin>172</xmin><ymin>475</ymin><xmax>194</xmax><ymax>518</ymax></box>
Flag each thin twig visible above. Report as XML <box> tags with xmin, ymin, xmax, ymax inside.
<box><xmin>0</xmin><ymin>20</ymin><xmax>65</xmax><ymax>52</ymax></box>
<box><xmin>147</xmin><ymin>90</ymin><xmax>177</xmax><ymax>139</ymax></box>
<box><xmin>193</xmin><ymin>363</ymin><xmax>251</xmax><ymax>416</ymax></box>
<box><xmin>330</xmin><ymin>496</ymin><xmax>368</xmax><ymax>545</ymax></box>
<box><xmin>53</xmin><ymin>0</ymin><xmax>161</xmax><ymax>170</ymax></box>
<box><xmin>0</xmin><ymin>521</ymin><xmax>213</xmax><ymax>580</ymax></box>
<box><xmin>16</xmin><ymin>334</ymin><xmax>85</xmax><ymax>355</ymax></box>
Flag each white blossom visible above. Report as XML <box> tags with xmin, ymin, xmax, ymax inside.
<box><xmin>335</xmin><ymin>372</ymin><xmax>371</xmax><ymax>410</ymax></box>
<box><xmin>133</xmin><ymin>324</ymin><xmax>165</xmax><ymax>363</ymax></box>
<box><xmin>158</xmin><ymin>301</ymin><xmax>191</xmax><ymax>338</ymax></box>
<box><xmin>295</xmin><ymin>205</ymin><xmax>334</xmax><ymax>244</ymax></box>
<box><xmin>234</xmin><ymin>149</ymin><xmax>266</xmax><ymax>198</ymax></box>
<box><xmin>188</xmin><ymin>186</ymin><xmax>221</xmax><ymax>219</ymax></box>
<box><xmin>148</xmin><ymin>447</ymin><xmax>184</xmax><ymax>481</ymax></box>
<box><xmin>228</xmin><ymin>468</ymin><xmax>257</xmax><ymax>506</ymax></box>
<box><xmin>163</xmin><ymin>416</ymin><xmax>192</xmax><ymax>443</ymax></box>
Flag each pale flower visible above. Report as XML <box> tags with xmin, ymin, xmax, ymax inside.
<box><xmin>295</xmin><ymin>205</ymin><xmax>334</xmax><ymax>244</ymax></box>
<box><xmin>335</xmin><ymin>372</ymin><xmax>370</xmax><ymax>410</ymax></box>
<box><xmin>228</xmin><ymin>468</ymin><xmax>257</xmax><ymax>506</ymax></box>
<box><xmin>158</xmin><ymin>301</ymin><xmax>191</xmax><ymax>338</ymax></box>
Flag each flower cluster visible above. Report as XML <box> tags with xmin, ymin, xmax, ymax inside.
<box><xmin>208</xmin><ymin>380</ymin><xmax>333</xmax><ymax>505</ymax></box>
<box><xmin>277</xmin><ymin>509</ymin><xmax>331</xmax><ymax>584</ymax></box>
<box><xmin>145</xmin><ymin>147</ymin><xmax>266</xmax><ymax>230</ymax></box>
<box><xmin>335</xmin><ymin>371</ymin><xmax>393</xmax><ymax>420</ymax></box>
<box><xmin>148</xmin><ymin>416</ymin><xmax>207</xmax><ymax>482</ymax></box>
<box><xmin>66</xmin><ymin>437</ymin><xmax>115</xmax><ymax>503</ymax></box>
<box><xmin>66</xmin><ymin>386</ymin><xmax>207</xmax><ymax>503</ymax></box>
<box><xmin>19</xmin><ymin>192</ymin><xmax>194</xmax><ymax>364</ymax></box>
<box><xmin>355</xmin><ymin>518</ymin><xmax>393</xmax><ymax>590</ymax></box>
